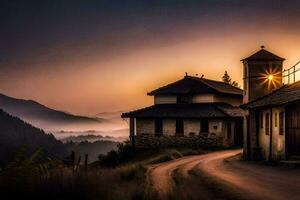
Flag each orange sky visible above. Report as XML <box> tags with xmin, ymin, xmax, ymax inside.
<box><xmin>2</xmin><ymin>1</ymin><xmax>300</xmax><ymax>115</ymax></box>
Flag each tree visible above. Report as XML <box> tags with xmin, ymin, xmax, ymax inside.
<box><xmin>222</xmin><ymin>71</ymin><xmax>239</xmax><ymax>88</ymax></box>
<box><xmin>231</xmin><ymin>81</ymin><xmax>239</xmax><ymax>87</ymax></box>
<box><xmin>222</xmin><ymin>71</ymin><xmax>231</xmax><ymax>84</ymax></box>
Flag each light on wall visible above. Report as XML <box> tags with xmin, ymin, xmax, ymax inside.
<box><xmin>267</xmin><ymin>75</ymin><xmax>273</xmax><ymax>81</ymax></box>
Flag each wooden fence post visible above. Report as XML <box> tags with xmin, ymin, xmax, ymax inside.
<box><xmin>84</xmin><ymin>154</ymin><xmax>88</xmax><ymax>175</ymax></box>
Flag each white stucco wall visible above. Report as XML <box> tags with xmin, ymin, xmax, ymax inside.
<box><xmin>192</xmin><ymin>94</ymin><xmax>214</xmax><ymax>103</ymax></box>
<box><xmin>163</xmin><ymin>119</ymin><xmax>176</xmax><ymax>136</ymax></box>
<box><xmin>154</xmin><ymin>93</ymin><xmax>242</xmax><ymax>106</ymax></box>
<box><xmin>154</xmin><ymin>95</ymin><xmax>177</xmax><ymax>104</ymax></box>
<box><xmin>259</xmin><ymin>109</ymin><xmax>269</xmax><ymax>159</ymax></box>
<box><xmin>184</xmin><ymin>119</ymin><xmax>201</xmax><ymax>136</ymax></box>
<box><xmin>223</xmin><ymin>121</ymin><xmax>235</xmax><ymax>146</ymax></box>
<box><xmin>192</xmin><ymin>94</ymin><xmax>242</xmax><ymax>106</ymax></box>
<box><xmin>136</xmin><ymin>119</ymin><xmax>155</xmax><ymax>135</ymax></box>
<box><xmin>272</xmin><ymin>107</ymin><xmax>285</xmax><ymax>160</ymax></box>
<box><xmin>213</xmin><ymin>95</ymin><xmax>242</xmax><ymax>106</ymax></box>
<box><xmin>208</xmin><ymin>120</ymin><xmax>223</xmax><ymax>136</ymax></box>
<box><xmin>258</xmin><ymin>107</ymin><xmax>285</xmax><ymax>160</ymax></box>
<box><xmin>134</xmin><ymin>118</ymin><xmax>234</xmax><ymax>146</ymax></box>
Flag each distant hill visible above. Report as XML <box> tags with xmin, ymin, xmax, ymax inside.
<box><xmin>61</xmin><ymin>134</ymin><xmax>127</xmax><ymax>143</ymax></box>
<box><xmin>0</xmin><ymin>109</ymin><xmax>66</xmax><ymax>163</ymax></box>
<box><xmin>95</xmin><ymin>110</ymin><xmax>124</xmax><ymax>120</ymax></box>
<box><xmin>0</xmin><ymin>93</ymin><xmax>104</xmax><ymax>132</ymax></box>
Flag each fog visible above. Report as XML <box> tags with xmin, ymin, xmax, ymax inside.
<box><xmin>23</xmin><ymin>112</ymin><xmax>129</xmax><ymax>140</ymax></box>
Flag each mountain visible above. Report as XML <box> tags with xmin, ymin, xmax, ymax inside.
<box><xmin>0</xmin><ymin>109</ymin><xmax>66</xmax><ymax>163</ymax></box>
<box><xmin>0</xmin><ymin>93</ymin><xmax>104</xmax><ymax>132</ymax></box>
<box><xmin>95</xmin><ymin>110</ymin><xmax>124</xmax><ymax>120</ymax></box>
<box><xmin>0</xmin><ymin>93</ymin><xmax>102</xmax><ymax>123</ymax></box>
<box><xmin>61</xmin><ymin>134</ymin><xmax>127</xmax><ymax>143</ymax></box>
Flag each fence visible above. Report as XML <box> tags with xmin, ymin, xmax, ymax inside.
<box><xmin>283</xmin><ymin>60</ymin><xmax>300</xmax><ymax>84</ymax></box>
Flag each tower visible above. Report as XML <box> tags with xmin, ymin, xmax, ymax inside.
<box><xmin>242</xmin><ymin>46</ymin><xmax>285</xmax><ymax>103</ymax></box>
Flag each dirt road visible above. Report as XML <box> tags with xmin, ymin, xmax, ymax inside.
<box><xmin>149</xmin><ymin>149</ymin><xmax>300</xmax><ymax>200</ymax></box>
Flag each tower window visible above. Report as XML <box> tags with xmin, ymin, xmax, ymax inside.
<box><xmin>260</xmin><ymin>112</ymin><xmax>263</xmax><ymax>128</ymax></box>
<box><xmin>274</xmin><ymin>112</ymin><xmax>278</xmax><ymax>127</ymax></box>
<box><xmin>279</xmin><ymin>112</ymin><xmax>284</xmax><ymax>135</ymax></box>
<box><xmin>265</xmin><ymin>113</ymin><xmax>270</xmax><ymax>135</ymax></box>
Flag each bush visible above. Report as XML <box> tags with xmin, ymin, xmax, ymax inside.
<box><xmin>98</xmin><ymin>141</ymin><xmax>135</xmax><ymax>167</ymax></box>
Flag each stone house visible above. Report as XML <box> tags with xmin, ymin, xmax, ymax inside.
<box><xmin>122</xmin><ymin>75</ymin><xmax>244</xmax><ymax>149</ymax></box>
<box><xmin>241</xmin><ymin>46</ymin><xmax>300</xmax><ymax>161</ymax></box>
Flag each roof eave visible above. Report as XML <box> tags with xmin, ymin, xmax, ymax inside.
<box><xmin>240</xmin><ymin>58</ymin><xmax>285</xmax><ymax>62</ymax></box>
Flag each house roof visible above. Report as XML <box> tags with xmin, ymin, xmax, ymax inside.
<box><xmin>241</xmin><ymin>48</ymin><xmax>285</xmax><ymax>62</ymax></box>
<box><xmin>121</xmin><ymin>103</ymin><xmax>244</xmax><ymax>118</ymax></box>
<box><xmin>147</xmin><ymin>75</ymin><xmax>243</xmax><ymax>96</ymax></box>
<box><xmin>241</xmin><ymin>81</ymin><xmax>300</xmax><ymax>109</ymax></box>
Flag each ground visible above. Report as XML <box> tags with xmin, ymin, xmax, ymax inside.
<box><xmin>149</xmin><ymin>149</ymin><xmax>300</xmax><ymax>200</ymax></box>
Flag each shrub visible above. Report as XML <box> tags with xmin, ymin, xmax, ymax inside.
<box><xmin>98</xmin><ymin>141</ymin><xmax>135</xmax><ymax>167</ymax></box>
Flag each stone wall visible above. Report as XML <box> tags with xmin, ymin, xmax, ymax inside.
<box><xmin>135</xmin><ymin>118</ymin><xmax>227</xmax><ymax>137</ymax></box>
<box><xmin>133</xmin><ymin>134</ymin><xmax>223</xmax><ymax>149</ymax></box>
<box><xmin>184</xmin><ymin>119</ymin><xmax>200</xmax><ymax>136</ymax></box>
<box><xmin>136</xmin><ymin>119</ymin><xmax>155</xmax><ymax>135</ymax></box>
<box><xmin>163</xmin><ymin>119</ymin><xmax>176</xmax><ymax>136</ymax></box>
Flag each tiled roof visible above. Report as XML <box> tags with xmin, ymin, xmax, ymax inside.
<box><xmin>147</xmin><ymin>76</ymin><xmax>243</xmax><ymax>96</ymax></box>
<box><xmin>216</xmin><ymin>104</ymin><xmax>245</xmax><ymax>117</ymax></box>
<box><xmin>241</xmin><ymin>48</ymin><xmax>285</xmax><ymax>62</ymax></box>
<box><xmin>241</xmin><ymin>81</ymin><xmax>300</xmax><ymax>108</ymax></box>
<box><xmin>121</xmin><ymin>103</ymin><xmax>244</xmax><ymax>118</ymax></box>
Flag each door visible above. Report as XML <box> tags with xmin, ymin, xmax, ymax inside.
<box><xmin>234</xmin><ymin>118</ymin><xmax>244</xmax><ymax>146</ymax></box>
<box><xmin>201</xmin><ymin>119</ymin><xmax>209</xmax><ymax>133</ymax></box>
<box><xmin>176</xmin><ymin>119</ymin><xmax>184</xmax><ymax>136</ymax></box>
<box><xmin>286</xmin><ymin>104</ymin><xmax>300</xmax><ymax>157</ymax></box>
<box><xmin>155</xmin><ymin>118</ymin><xmax>163</xmax><ymax>136</ymax></box>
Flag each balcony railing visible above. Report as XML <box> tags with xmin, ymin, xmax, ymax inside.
<box><xmin>283</xmin><ymin>60</ymin><xmax>300</xmax><ymax>85</ymax></box>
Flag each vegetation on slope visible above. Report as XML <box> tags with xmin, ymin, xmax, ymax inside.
<box><xmin>0</xmin><ymin>109</ymin><xmax>66</xmax><ymax>164</ymax></box>
<box><xmin>65</xmin><ymin>140</ymin><xmax>119</xmax><ymax>163</ymax></box>
<box><xmin>0</xmin><ymin>137</ymin><xmax>209</xmax><ymax>200</ymax></box>
<box><xmin>0</xmin><ymin>111</ymin><xmax>234</xmax><ymax>200</ymax></box>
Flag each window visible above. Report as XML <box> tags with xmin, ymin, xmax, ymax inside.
<box><xmin>274</xmin><ymin>112</ymin><xmax>278</xmax><ymax>127</ymax></box>
<box><xmin>265</xmin><ymin>113</ymin><xmax>270</xmax><ymax>135</ymax></box>
<box><xmin>201</xmin><ymin>119</ymin><xmax>209</xmax><ymax>133</ymax></box>
<box><xmin>177</xmin><ymin>95</ymin><xmax>190</xmax><ymax>104</ymax></box>
<box><xmin>279</xmin><ymin>112</ymin><xmax>284</xmax><ymax>135</ymax></box>
<box><xmin>176</xmin><ymin>119</ymin><xmax>184</xmax><ymax>136</ymax></box>
<box><xmin>155</xmin><ymin>119</ymin><xmax>163</xmax><ymax>136</ymax></box>
<box><xmin>227</xmin><ymin>122</ymin><xmax>232</xmax><ymax>139</ymax></box>
<box><xmin>243</xmin><ymin>66</ymin><xmax>248</xmax><ymax>93</ymax></box>
<box><xmin>260</xmin><ymin>112</ymin><xmax>263</xmax><ymax>128</ymax></box>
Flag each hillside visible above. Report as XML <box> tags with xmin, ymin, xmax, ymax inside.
<box><xmin>0</xmin><ymin>109</ymin><xmax>66</xmax><ymax>163</ymax></box>
<box><xmin>95</xmin><ymin>110</ymin><xmax>124</xmax><ymax>120</ymax></box>
<box><xmin>0</xmin><ymin>93</ymin><xmax>104</xmax><ymax>132</ymax></box>
<box><xmin>65</xmin><ymin>140</ymin><xmax>119</xmax><ymax>162</ymax></box>
<box><xmin>0</xmin><ymin>93</ymin><xmax>102</xmax><ymax>123</ymax></box>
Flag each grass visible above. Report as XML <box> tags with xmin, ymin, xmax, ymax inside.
<box><xmin>0</xmin><ymin>146</ymin><xmax>242</xmax><ymax>200</ymax></box>
<box><xmin>0</xmin><ymin>147</ymin><xmax>207</xmax><ymax>200</ymax></box>
<box><xmin>0</xmin><ymin>162</ymin><xmax>150</xmax><ymax>200</ymax></box>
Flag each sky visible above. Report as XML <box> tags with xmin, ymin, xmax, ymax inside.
<box><xmin>2</xmin><ymin>0</ymin><xmax>300</xmax><ymax>115</ymax></box>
